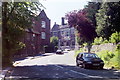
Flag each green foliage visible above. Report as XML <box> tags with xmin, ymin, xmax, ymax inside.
<box><xmin>92</xmin><ymin>37</ymin><xmax>103</xmax><ymax>45</ymax></box>
<box><xmin>97</xmin><ymin>50</ymin><xmax>114</xmax><ymax>66</ymax></box>
<box><xmin>96</xmin><ymin>3</ymin><xmax>110</xmax><ymax>39</ymax></box>
<box><xmin>83</xmin><ymin>42</ymin><xmax>87</xmax><ymax>47</ymax></box>
<box><xmin>103</xmin><ymin>39</ymin><xmax>109</xmax><ymax>44</ymax></box>
<box><xmin>92</xmin><ymin>37</ymin><xmax>109</xmax><ymax>45</ymax></box>
<box><xmin>114</xmin><ymin>44</ymin><xmax>120</xmax><ymax>68</ymax></box>
<box><xmin>50</xmin><ymin>36</ymin><xmax>58</xmax><ymax>47</ymax></box>
<box><xmin>109</xmin><ymin>32</ymin><xmax>120</xmax><ymax>44</ymax></box>
<box><xmin>77</xmin><ymin>37</ymin><xmax>84</xmax><ymax>46</ymax></box>
<box><xmin>49</xmin><ymin>36</ymin><xmax>59</xmax><ymax>52</ymax></box>
<box><xmin>96</xmin><ymin>2</ymin><xmax>120</xmax><ymax>39</ymax></box>
<box><xmin>84</xmin><ymin>2</ymin><xmax>101</xmax><ymax>28</ymax></box>
<box><xmin>96</xmin><ymin>46</ymin><xmax>120</xmax><ymax>69</ymax></box>
<box><xmin>2</xmin><ymin>2</ymin><xmax>43</xmax><ymax>67</ymax></box>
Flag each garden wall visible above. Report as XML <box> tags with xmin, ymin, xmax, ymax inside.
<box><xmin>90</xmin><ymin>43</ymin><xmax>117</xmax><ymax>53</ymax></box>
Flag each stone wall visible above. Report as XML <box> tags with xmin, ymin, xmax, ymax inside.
<box><xmin>90</xmin><ymin>43</ymin><xmax>117</xmax><ymax>53</ymax></box>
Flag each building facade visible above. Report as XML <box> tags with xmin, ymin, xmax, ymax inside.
<box><xmin>15</xmin><ymin>10</ymin><xmax>50</xmax><ymax>57</ymax></box>
<box><xmin>59</xmin><ymin>25</ymin><xmax>75</xmax><ymax>49</ymax></box>
<box><xmin>51</xmin><ymin>22</ymin><xmax>59</xmax><ymax>37</ymax></box>
<box><xmin>51</xmin><ymin>17</ymin><xmax>75</xmax><ymax>50</ymax></box>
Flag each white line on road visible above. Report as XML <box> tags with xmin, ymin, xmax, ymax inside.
<box><xmin>70</xmin><ymin>70</ymin><xmax>89</xmax><ymax>76</ymax></box>
<box><xmin>55</xmin><ymin>65</ymin><xmax>103</xmax><ymax>78</ymax></box>
<box><xmin>54</xmin><ymin>65</ymin><xmax>63</xmax><ymax>69</ymax></box>
<box><xmin>70</xmin><ymin>70</ymin><xmax>103</xmax><ymax>78</ymax></box>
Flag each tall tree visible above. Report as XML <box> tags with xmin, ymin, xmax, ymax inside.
<box><xmin>84</xmin><ymin>2</ymin><xmax>101</xmax><ymax>28</ymax></box>
<box><xmin>66</xmin><ymin>10</ymin><xmax>97</xmax><ymax>52</ymax></box>
<box><xmin>2</xmin><ymin>2</ymin><xmax>43</xmax><ymax>67</ymax></box>
<box><xmin>96</xmin><ymin>2</ymin><xmax>120</xmax><ymax>39</ymax></box>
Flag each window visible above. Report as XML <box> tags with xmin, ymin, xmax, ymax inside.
<box><xmin>66</xmin><ymin>31</ymin><xmax>69</xmax><ymax>36</ymax></box>
<box><xmin>41</xmin><ymin>21</ymin><xmax>46</xmax><ymax>28</ymax></box>
<box><xmin>32</xmin><ymin>34</ymin><xmax>35</xmax><ymax>41</ymax></box>
<box><xmin>53</xmin><ymin>32</ymin><xmax>57</xmax><ymax>36</ymax></box>
<box><xmin>71</xmin><ymin>27</ymin><xmax>75</xmax><ymax>34</ymax></box>
<box><xmin>72</xmin><ymin>41</ymin><xmax>75</xmax><ymax>45</ymax></box>
<box><xmin>33</xmin><ymin>34</ymin><xmax>35</xmax><ymax>37</ymax></box>
<box><xmin>41</xmin><ymin>32</ymin><xmax>46</xmax><ymax>39</ymax></box>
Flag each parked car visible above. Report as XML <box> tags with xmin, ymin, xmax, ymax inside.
<box><xmin>56</xmin><ymin>50</ymin><xmax>64</xmax><ymax>54</ymax></box>
<box><xmin>65</xmin><ymin>48</ymin><xmax>71</xmax><ymax>51</ymax></box>
<box><xmin>76</xmin><ymin>53</ymin><xmax>104</xmax><ymax>69</ymax></box>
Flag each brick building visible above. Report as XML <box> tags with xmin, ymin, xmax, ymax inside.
<box><xmin>16</xmin><ymin>10</ymin><xmax>50</xmax><ymax>57</ymax></box>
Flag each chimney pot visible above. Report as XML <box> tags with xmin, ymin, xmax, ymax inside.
<box><xmin>61</xmin><ymin>17</ymin><xmax>65</xmax><ymax>25</ymax></box>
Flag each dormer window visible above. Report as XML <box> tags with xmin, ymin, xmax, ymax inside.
<box><xmin>41</xmin><ymin>21</ymin><xmax>46</xmax><ymax>28</ymax></box>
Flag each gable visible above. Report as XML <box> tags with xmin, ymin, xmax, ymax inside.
<box><xmin>38</xmin><ymin>10</ymin><xmax>50</xmax><ymax>20</ymax></box>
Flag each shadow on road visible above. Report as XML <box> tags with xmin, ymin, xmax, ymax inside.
<box><xmin>13</xmin><ymin>53</ymin><xmax>55</xmax><ymax>62</ymax></box>
<box><xmin>5</xmin><ymin>64</ymin><xmax>120</xmax><ymax>80</ymax></box>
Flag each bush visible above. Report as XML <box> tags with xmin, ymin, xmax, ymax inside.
<box><xmin>97</xmin><ymin>50</ymin><xmax>114</xmax><ymax>64</ymax></box>
<box><xmin>93</xmin><ymin>37</ymin><xmax>109</xmax><ymax>45</ymax></box>
<box><xmin>96</xmin><ymin>45</ymin><xmax>120</xmax><ymax>69</ymax></box>
<box><xmin>109</xmin><ymin>32</ymin><xmax>120</xmax><ymax>44</ymax></box>
<box><xmin>102</xmin><ymin>39</ymin><xmax>109</xmax><ymax>44</ymax></box>
<box><xmin>92</xmin><ymin>37</ymin><xmax>103</xmax><ymax>45</ymax></box>
<box><xmin>111</xmin><ymin>44</ymin><xmax>120</xmax><ymax>69</ymax></box>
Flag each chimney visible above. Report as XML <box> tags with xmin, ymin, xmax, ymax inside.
<box><xmin>61</xmin><ymin>17</ymin><xmax>65</xmax><ymax>25</ymax></box>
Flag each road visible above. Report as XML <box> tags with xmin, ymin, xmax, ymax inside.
<box><xmin>5</xmin><ymin>51</ymin><xmax>120</xmax><ymax>79</ymax></box>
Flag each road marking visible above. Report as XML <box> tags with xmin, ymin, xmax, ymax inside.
<box><xmin>55</xmin><ymin>65</ymin><xmax>103</xmax><ymax>78</ymax></box>
<box><xmin>55</xmin><ymin>65</ymin><xmax>63</xmax><ymax>69</ymax></box>
<box><xmin>70</xmin><ymin>70</ymin><xmax>103</xmax><ymax>78</ymax></box>
<box><xmin>70</xmin><ymin>70</ymin><xmax>88</xmax><ymax>76</ymax></box>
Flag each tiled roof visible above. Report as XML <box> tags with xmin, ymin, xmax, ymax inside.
<box><xmin>51</xmin><ymin>24</ymin><xmax>59</xmax><ymax>31</ymax></box>
<box><xmin>38</xmin><ymin>10</ymin><xmax>50</xmax><ymax>20</ymax></box>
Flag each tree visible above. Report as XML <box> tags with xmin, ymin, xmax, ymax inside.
<box><xmin>96</xmin><ymin>2</ymin><xmax>120</xmax><ymax>40</ymax></box>
<box><xmin>2</xmin><ymin>2</ymin><xmax>43</xmax><ymax>67</ymax></box>
<box><xmin>66</xmin><ymin>10</ymin><xmax>97</xmax><ymax>52</ymax></box>
<box><xmin>50</xmin><ymin>36</ymin><xmax>58</xmax><ymax>47</ymax></box>
<box><xmin>84</xmin><ymin>2</ymin><xmax>101</xmax><ymax>28</ymax></box>
<box><xmin>50</xmin><ymin>36</ymin><xmax>58</xmax><ymax>51</ymax></box>
<box><xmin>110</xmin><ymin>32</ymin><xmax>120</xmax><ymax>44</ymax></box>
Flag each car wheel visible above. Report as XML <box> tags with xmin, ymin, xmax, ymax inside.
<box><xmin>79</xmin><ymin>64</ymin><xmax>83</xmax><ymax>68</ymax></box>
<box><xmin>100</xmin><ymin>67</ymin><xmax>103</xmax><ymax>69</ymax></box>
<box><xmin>76</xmin><ymin>60</ymin><xmax>79</xmax><ymax>66</ymax></box>
<box><xmin>83</xmin><ymin>64</ymin><xmax>87</xmax><ymax>69</ymax></box>
<box><xmin>76</xmin><ymin>63</ymin><xmax>79</xmax><ymax>66</ymax></box>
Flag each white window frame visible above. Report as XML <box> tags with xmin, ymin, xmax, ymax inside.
<box><xmin>41</xmin><ymin>32</ymin><xmax>46</xmax><ymax>39</ymax></box>
<box><xmin>41</xmin><ymin>21</ymin><xmax>46</xmax><ymax>28</ymax></box>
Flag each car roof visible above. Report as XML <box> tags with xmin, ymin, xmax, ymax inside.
<box><xmin>57</xmin><ymin>50</ymin><xmax>62</xmax><ymax>51</ymax></box>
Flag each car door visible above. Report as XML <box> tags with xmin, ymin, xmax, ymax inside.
<box><xmin>77</xmin><ymin>54</ymin><xmax>84</xmax><ymax>65</ymax></box>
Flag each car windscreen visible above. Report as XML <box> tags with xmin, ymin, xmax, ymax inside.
<box><xmin>84</xmin><ymin>54</ymin><xmax>99</xmax><ymax>58</ymax></box>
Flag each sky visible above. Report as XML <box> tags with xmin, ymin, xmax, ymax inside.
<box><xmin>39</xmin><ymin>0</ymin><xmax>91</xmax><ymax>28</ymax></box>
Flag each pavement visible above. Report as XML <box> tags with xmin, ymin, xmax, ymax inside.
<box><xmin>0</xmin><ymin>67</ymin><xmax>12</xmax><ymax>80</ymax></box>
